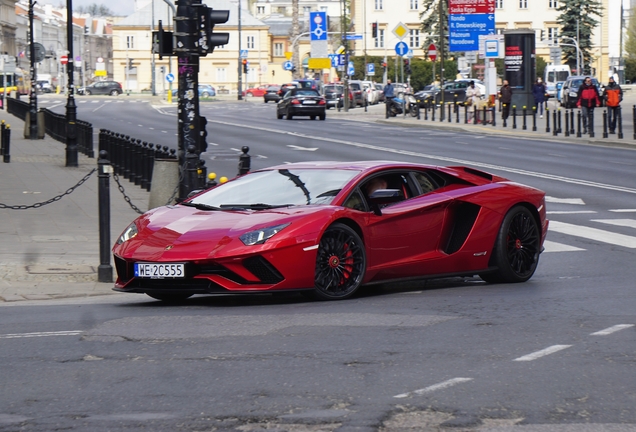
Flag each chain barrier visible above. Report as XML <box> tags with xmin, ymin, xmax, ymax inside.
<box><xmin>0</xmin><ymin>169</ymin><xmax>97</xmax><ymax>210</ymax></box>
<box><xmin>112</xmin><ymin>173</ymin><xmax>146</xmax><ymax>215</ymax></box>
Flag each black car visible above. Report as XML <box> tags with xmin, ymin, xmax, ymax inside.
<box><xmin>276</xmin><ymin>88</ymin><xmax>326</xmax><ymax>120</ymax></box>
<box><xmin>323</xmin><ymin>84</ymin><xmax>354</xmax><ymax>109</ymax></box>
<box><xmin>263</xmin><ymin>85</ymin><xmax>281</xmax><ymax>103</ymax></box>
<box><xmin>78</xmin><ymin>80</ymin><xmax>123</xmax><ymax>96</ymax></box>
<box><xmin>416</xmin><ymin>81</ymin><xmax>471</xmax><ymax>107</ymax></box>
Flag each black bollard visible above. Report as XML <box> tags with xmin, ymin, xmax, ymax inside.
<box><xmin>602</xmin><ymin>110</ymin><xmax>608</xmax><ymax>138</ymax></box>
<box><xmin>522</xmin><ymin>106</ymin><xmax>527</xmax><ymax>130</ymax></box>
<box><xmin>464</xmin><ymin>104</ymin><xmax>468</xmax><ymax>124</ymax></box>
<box><xmin>238</xmin><ymin>145</ymin><xmax>251</xmax><ymax>175</ymax></box>
<box><xmin>576</xmin><ymin>110</ymin><xmax>582</xmax><ymax>137</ymax></box>
<box><xmin>564</xmin><ymin>110</ymin><xmax>570</xmax><ymax>137</ymax></box>
<box><xmin>423</xmin><ymin>100</ymin><xmax>428</xmax><ymax>120</ymax></box>
<box><xmin>491</xmin><ymin>106</ymin><xmax>496</xmax><ymax>127</ymax></box>
<box><xmin>618</xmin><ymin>106</ymin><xmax>624</xmax><ymax>139</ymax></box>
<box><xmin>483</xmin><ymin>104</ymin><xmax>488</xmax><ymax>125</ymax></box>
<box><xmin>589</xmin><ymin>110</ymin><xmax>595</xmax><ymax>138</ymax></box>
<box><xmin>473</xmin><ymin>105</ymin><xmax>478</xmax><ymax>125</ymax></box>
<box><xmin>97</xmin><ymin>150</ymin><xmax>113</xmax><ymax>283</ymax></box>
<box><xmin>545</xmin><ymin>107</ymin><xmax>550</xmax><ymax>133</ymax></box>
<box><xmin>447</xmin><ymin>103</ymin><xmax>452</xmax><ymax>123</ymax></box>
<box><xmin>456</xmin><ymin>102</ymin><xmax>460</xmax><ymax>123</ymax></box>
<box><xmin>532</xmin><ymin>107</ymin><xmax>537</xmax><ymax>131</ymax></box>
<box><xmin>432</xmin><ymin>102</ymin><xmax>436</xmax><ymax>121</ymax></box>
<box><xmin>0</xmin><ymin>121</ymin><xmax>5</xmax><ymax>157</ymax></box>
<box><xmin>512</xmin><ymin>106</ymin><xmax>517</xmax><ymax>129</ymax></box>
<box><xmin>552</xmin><ymin>110</ymin><xmax>558</xmax><ymax>136</ymax></box>
<box><xmin>2</xmin><ymin>124</ymin><xmax>10</xmax><ymax>163</ymax></box>
<box><xmin>502</xmin><ymin>104</ymin><xmax>507</xmax><ymax>127</ymax></box>
<box><xmin>569</xmin><ymin>109</ymin><xmax>575</xmax><ymax>134</ymax></box>
<box><xmin>633</xmin><ymin>106</ymin><xmax>636</xmax><ymax>140</ymax></box>
<box><xmin>557</xmin><ymin>109</ymin><xmax>562</xmax><ymax>134</ymax></box>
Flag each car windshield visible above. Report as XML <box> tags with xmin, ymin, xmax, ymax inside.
<box><xmin>295</xmin><ymin>89</ymin><xmax>320</xmax><ymax>96</ymax></box>
<box><xmin>325</xmin><ymin>85</ymin><xmax>342</xmax><ymax>93</ymax></box>
<box><xmin>189</xmin><ymin>169</ymin><xmax>360</xmax><ymax>207</ymax></box>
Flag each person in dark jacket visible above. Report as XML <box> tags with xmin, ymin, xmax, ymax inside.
<box><xmin>576</xmin><ymin>77</ymin><xmax>601</xmax><ymax>135</ymax></box>
<box><xmin>603</xmin><ymin>76</ymin><xmax>623</xmax><ymax>134</ymax></box>
<box><xmin>499</xmin><ymin>80</ymin><xmax>513</xmax><ymax>121</ymax></box>
<box><xmin>532</xmin><ymin>78</ymin><xmax>547</xmax><ymax>118</ymax></box>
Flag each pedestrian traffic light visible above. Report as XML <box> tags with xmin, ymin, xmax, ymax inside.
<box><xmin>242</xmin><ymin>59</ymin><xmax>248</xmax><ymax>74</ymax></box>
<box><xmin>196</xmin><ymin>5</ymin><xmax>230</xmax><ymax>55</ymax></box>
<box><xmin>404</xmin><ymin>59</ymin><xmax>411</xmax><ymax>75</ymax></box>
<box><xmin>382</xmin><ymin>61</ymin><xmax>387</xmax><ymax>70</ymax></box>
<box><xmin>128</xmin><ymin>58</ymin><xmax>134</xmax><ymax>69</ymax></box>
<box><xmin>152</xmin><ymin>20</ymin><xmax>174</xmax><ymax>59</ymax></box>
<box><xmin>371</xmin><ymin>22</ymin><xmax>378</xmax><ymax>38</ymax></box>
<box><xmin>199</xmin><ymin>116</ymin><xmax>208</xmax><ymax>153</ymax></box>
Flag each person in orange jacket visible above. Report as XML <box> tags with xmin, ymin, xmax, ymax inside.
<box><xmin>576</xmin><ymin>77</ymin><xmax>601</xmax><ymax>135</ymax></box>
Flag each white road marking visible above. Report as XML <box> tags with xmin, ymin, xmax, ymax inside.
<box><xmin>590</xmin><ymin>324</ymin><xmax>634</xmax><ymax>336</ymax></box>
<box><xmin>547</xmin><ymin>211</ymin><xmax>596</xmax><ymax>214</ymax></box>
<box><xmin>549</xmin><ymin>221</ymin><xmax>636</xmax><ymax>249</ymax></box>
<box><xmin>394</xmin><ymin>378</ymin><xmax>473</xmax><ymax>398</ymax></box>
<box><xmin>609</xmin><ymin>209</ymin><xmax>636</xmax><ymax>213</ymax></box>
<box><xmin>545</xmin><ymin>197</ymin><xmax>586</xmax><ymax>205</ymax></box>
<box><xmin>591</xmin><ymin>219</ymin><xmax>636</xmax><ymax>229</ymax></box>
<box><xmin>287</xmin><ymin>144</ymin><xmax>319</xmax><ymax>151</ymax></box>
<box><xmin>542</xmin><ymin>240</ymin><xmax>585</xmax><ymax>252</ymax></box>
<box><xmin>0</xmin><ymin>331</ymin><xmax>83</xmax><ymax>339</ymax></box>
<box><xmin>207</xmin><ymin>119</ymin><xmax>636</xmax><ymax>195</ymax></box>
<box><xmin>513</xmin><ymin>345</ymin><xmax>572</xmax><ymax>362</ymax></box>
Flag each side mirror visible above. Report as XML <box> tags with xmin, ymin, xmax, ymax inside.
<box><xmin>367</xmin><ymin>189</ymin><xmax>402</xmax><ymax>215</ymax></box>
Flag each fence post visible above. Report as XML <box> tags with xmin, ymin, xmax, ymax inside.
<box><xmin>2</xmin><ymin>124</ymin><xmax>10</xmax><ymax>163</ymax></box>
<box><xmin>98</xmin><ymin>150</ymin><xmax>113</xmax><ymax>283</ymax></box>
<box><xmin>238</xmin><ymin>146</ymin><xmax>251</xmax><ymax>175</ymax></box>
<box><xmin>545</xmin><ymin>107</ymin><xmax>550</xmax><ymax>133</ymax></box>
<box><xmin>0</xmin><ymin>120</ymin><xmax>5</xmax><ymax>157</ymax></box>
<box><xmin>618</xmin><ymin>106</ymin><xmax>623</xmax><ymax>139</ymax></box>
<box><xmin>569</xmin><ymin>109</ymin><xmax>575</xmax><ymax>135</ymax></box>
<box><xmin>564</xmin><ymin>111</ymin><xmax>570</xmax><ymax>137</ymax></box>
<box><xmin>557</xmin><ymin>109</ymin><xmax>562</xmax><ymax>134</ymax></box>
<box><xmin>552</xmin><ymin>110</ymin><xmax>558</xmax><ymax>136</ymax></box>
<box><xmin>602</xmin><ymin>111</ymin><xmax>608</xmax><ymax>138</ymax></box>
<box><xmin>502</xmin><ymin>104</ymin><xmax>507</xmax><ymax>128</ymax></box>
<box><xmin>512</xmin><ymin>106</ymin><xmax>517</xmax><ymax>129</ymax></box>
<box><xmin>522</xmin><ymin>106</ymin><xmax>527</xmax><ymax>130</ymax></box>
<box><xmin>576</xmin><ymin>111</ymin><xmax>582</xmax><ymax>138</ymax></box>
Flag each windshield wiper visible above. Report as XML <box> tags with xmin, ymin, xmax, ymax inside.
<box><xmin>220</xmin><ymin>203</ymin><xmax>293</xmax><ymax>210</ymax></box>
<box><xmin>180</xmin><ymin>202</ymin><xmax>221</xmax><ymax>211</ymax></box>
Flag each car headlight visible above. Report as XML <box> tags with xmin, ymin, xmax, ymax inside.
<box><xmin>569</xmin><ymin>92</ymin><xmax>577</xmax><ymax>97</ymax></box>
<box><xmin>117</xmin><ymin>222</ymin><xmax>138</xmax><ymax>244</ymax></box>
<box><xmin>239</xmin><ymin>223</ymin><xmax>290</xmax><ymax>246</ymax></box>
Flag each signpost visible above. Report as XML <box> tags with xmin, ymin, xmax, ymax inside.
<box><xmin>395</xmin><ymin>41</ymin><xmax>409</xmax><ymax>57</ymax></box>
<box><xmin>448</xmin><ymin>0</ymin><xmax>495</xmax><ymax>52</ymax></box>
<box><xmin>60</xmin><ymin>55</ymin><xmax>68</xmax><ymax>65</ymax></box>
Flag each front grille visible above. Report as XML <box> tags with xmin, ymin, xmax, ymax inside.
<box><xmin>243</xmin><ymin>256</ymin><xmax>284</xmax><ymax>284</ymax></box>
<box><xmin>114</xmin><ymin>256</ymin><xmax>133</xmax><ymax>283</ymax></box>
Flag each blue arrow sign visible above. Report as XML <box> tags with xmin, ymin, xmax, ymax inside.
<box><xmin>310</xmin><ymin>11</ymin><xmax>328</xmax><ymax>41</ymax></box>
<box><xmin>395</xmin><ymin>41</ymin><xmax>409</xmax><ymax>57</ymax></box>
<box><xmin>448</xmin><ymin>13</ymin><xmax>495</xmax><ymax>52</ymax></box>
<box><xmin>283</xmin><ymin>61</ymin><xmax>293</xmax><ymax>71</ymax></box>
<box><xmin>347</xmin><ymin>61</ymin><xmax>355</xmax><ymax>76</ymax></box>
<box><xmin>166</xmin><ymin>73</ymin><xmax>174</xmax><ymax>83</ymax></box>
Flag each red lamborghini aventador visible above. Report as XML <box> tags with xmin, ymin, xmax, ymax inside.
<box><xmin>112</xmin><ymin>161</ymin><xmax>548</xmax><ymax>301</ymax></box>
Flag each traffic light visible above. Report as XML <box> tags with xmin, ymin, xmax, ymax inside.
<box><xmin>152</xmin><ymin>20</ymin><xmax>174</xmax><ymax>59</ymax></box>
<box><xmin>242</xmin><ymin>59</ymin><xmax>248</xmax><ymax>74</ymax></box>
<box><xmin>128</xmin><ymin>58</ymin><xmax>134</xmax><ymax>69</ymax></box>
<box><xmin>199</xmin><ymin>116</ymin><xmax>208</xmax><ymax>153</ymax></box>
<box><xmin>371</xmin><ymin>22</ymin><xmax>378</xmax><ymax>38</ymax></box>
<box><xmin>540</xmin><ymin>30</ymin><xmax>545</xmax><ymax>41</ymax></box>
<box><xmin>196</xmin><ymin>5</ymin><xmax>230</xmax><ymax>55</ymax></box>
<box><xmin>404</xmin><ymin>59</ymin><xmax>411</xmax><ymax>75</ymax></box>
<box><xmin>381</xmin><ymin>61</ymin><xmax>387</xmax><ymax>70</ymax></box>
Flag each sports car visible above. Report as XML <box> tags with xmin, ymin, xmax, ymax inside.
<box><xmin>112</xmin><ymin>161</ymin><xmax>548</xmax><ymax>302</ymax></box>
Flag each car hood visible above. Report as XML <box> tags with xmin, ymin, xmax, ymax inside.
<box><xmin>114</xmin><ymin>204</ymin><xmax>331</xmax><ymax>261</ymax></box>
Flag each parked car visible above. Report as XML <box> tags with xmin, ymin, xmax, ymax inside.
<box><xmin>375</xmin><ymin>83</ymin><xmax>385</xmax><ymax>103</ymax></box>
<box><xmin>78</xmin><ymin>80</ymin><xmax>122</xmax><ymax>96</ymax></box>
<box><xmin>263</xmin><ymin>85</ymin><xmax>281</xmax><ymax>103</ymax></box>
<box><xmin>276</xmin><ymin>88</ymin><xmax>326</xmax><ymax>120</ymax></box>
<box><xmin>171</xmin><ymin>84</ymin><xmax>216</xmax><ymax>98</ymax></box>
<box><xmin>112</xmin><ymin>161</ymin><xmax>548</xmax><ymax>302</ymax></box>
<box><xmin>36</xmin><ymin>80</ymin><xmax>53</xmax><ymax>93</ymax></box>
<box><xmin>323</xmin><ymin>84</ymin><xmax>354</xmax><ymax>109</ymax></box>
<box><xmin>347</xmin><ymin>80</ymin><xmax>365</xmax><ymax>107</ymax></box>
<box><xmin>243</xmin><ymin>85</ymin><xmax>268</xmax><ymax>98</ymax></box>
<box><xmin>361</xmin><ymin>80</ymin><xmax>379</xmax><ymax>105</ymax></box>
<box><xmin>560</xmin><ymin>76</ymin><xmax>602</xmax><ymax>108</ymax></box>
<box><xmin>416</xmin><ymin>80</ymin><xmax>485</xmax><ymax>107</ymax></box>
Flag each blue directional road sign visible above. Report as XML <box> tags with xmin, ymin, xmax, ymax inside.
<box><xmin>347</xmin><ymin>61</ymin><xmax>355</xmax><ymax>76</ymax></box>
<box><xmin>328</xmin><ymin>54</ymin><xmax>342</xmax><ymax>67</ymax></box>
<box><xmin>395</xmin><ymin>41</ymin><xmax>409</xmax><ymax>57</ymax></box>
<box><xmin>240</xmin><ymin>49</ymin><xmax>249</xmax><ymax>59</ymax></box>
<box><xmin>310</xmin><ymin>11</ymin><xmax>328</xmax><ymax>41</ymax></box>
<box><xmin>166</xmin><ymin>73</ymin><xmax>174</xmax><ymax>83</ymax></box>
<box><xmin>283</xmin><ymin>61</ymin><xmax>294</xmax><ymax>71</ymax></box>
<box><xmin>448</xmin><ymin>13</ymin><xmax>495</xmax><ymax>52</ymax></box>
<box><xmin>345</xmin><ymin>34</ymin><xmax>363</xmax><ymax>40</ymax></box>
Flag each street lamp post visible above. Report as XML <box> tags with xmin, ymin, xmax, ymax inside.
<box><xmin>28</xmin><ymin>0</ymin><xmax>38</xmax><ymax>140</ymax></box>
<box><xmin>65</xmin><ymin>0</ymin><xmax>78</xmax><ymax>167</ymax></box>
<box><xmin>559</xmin><ymin>36</ymin><xmax>582</xmax><ymax>75</ymax></box>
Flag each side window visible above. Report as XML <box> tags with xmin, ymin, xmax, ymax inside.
<box><xmin>412</xmin><ymin>171</ymin><xmax>440</xmax><ymax>195</ymax></box>
<box><xmin>343</xmin><ymin>189</ymin><xmax>366</xmax><ymax>211</ymax></box>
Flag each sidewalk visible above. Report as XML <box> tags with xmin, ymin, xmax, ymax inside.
<box><xmin>0</xmin><ymin>109</ymin><xmax>150</xmax><ymax>302</ymax></box>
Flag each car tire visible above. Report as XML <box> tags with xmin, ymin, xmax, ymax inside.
<box><xmin>313</xmin><ymin>223</ymin><xmax>366</xmax><ymax>300</ymax></box>
<box><xmin>310</xmin><ymin>116</ymin><xmax>316</xmax><ymax>120</ymax></box>
<box><xmin>286</xmin><ymin>109</ymin><xmax>293</xmax><ymax>120</ymax></box>
<box><xmin>85</xmin><ymin>90</ymin><xmax>91</xmax><ymax>95</ymax></box>
<box><xmin>319</xmin><ymin>114</ymin><xmax>325</xmax><ymax>121</ymax></box>
<box><xmin>110</xmin><ymin>90</ymin><xmax>119</xmax><ymax>96</ymax></box>
<box><xmin>480</xmin><ymin>205</ymin><xmax>541</xmax><ymax>284</ymax></box>
<box><xmin>146</xmin><ymin>293</ymin><xmax>193</xmax><ymax>302</ymax></box>
<box><xmin>264</xmin><ymin>99</ymin><xmax>268</xmax><ymax>103</ymax></box>
<box><xmin>201</xmin><ymin>92</ymin><xmax>210</xmax><ymax>98</ymax></box>
<box><xmin>277</xmin><ymin>111</ymin><xmax>283</xmax><ymax>119</ymax></box>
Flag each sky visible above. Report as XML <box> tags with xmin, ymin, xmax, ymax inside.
<box><xmin>41</xmin><ymin>0</ymin><xmax>137</xmax><ymax>17</ymax></box>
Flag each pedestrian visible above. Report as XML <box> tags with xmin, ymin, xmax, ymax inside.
<box><xmin>383</xmin><ymin>79</ymin><xmax>395</xmax><ymax>99</ymax></box>
<box><xmin>499</xmin><ymin>80</ymin><xmax>513</xmax><ymax>121</ymax></box>
<box><xmin>576</xmin><ymin>77</ymin><xmax>601</xmax><ymax>135</ymax></box>
<box><xmin>532</xmin><ymin>77</ymin><xmax>547</xmax><ymax>118</ymax></box>
<box><xmin>466</xmin><ymin>80</ymin><xmax>482</xmax><ymax>122</ymax></box>
<box><xmin>603</xmin><ymin>76</ymin><xmax>623</xmax><ymax>134</ymax></box>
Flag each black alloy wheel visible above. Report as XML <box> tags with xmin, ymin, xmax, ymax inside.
<box><xmin>313</xmin><ymin>223</ymin><xmax>366</xmax><ymax>300</ymax></box>
<box><xmin>480</xmin><ymin>205</ymin><xmax>541</xmax><ymax>283</ymax></box>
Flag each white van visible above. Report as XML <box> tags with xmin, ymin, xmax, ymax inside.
<box><xmin>544</xmin><ymin>65</ymin><xmax>571</xmax><ymax>98</ymax></box>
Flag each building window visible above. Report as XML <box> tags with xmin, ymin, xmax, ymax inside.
<box><xmin>495</xmin><ymin>0</ymin><xmax>504</xmax><ymax>8</ymax></box>
<box><xmin>303</xmin><ymin>6</ymin><xmax>311</xmax><ymax>13</ymax></box>
<box><xmin>125</xmin><ymin>35</ymin><xmax>134</xmax><ymax>49</ymax></box>
<box><xmin>257</xmin><ymin>6</ymin><xmax>265</xmax><ymax>14</ymax></box>
<box><xmin>549</xmin><ymin>0</ymin><xmax>559</xmax><ymax>7</ymax></box>
<box><xmin>410</xmin><ymin>0</ymin><xmax>418</xmax><ymax>9</ymax></box>
<box><xmin>519</xmin><ymin>0</ymin><xmax>527</xmax><ymax>8</ymax></box>
<box><xmin>374</xmin><ymin>29</ymin><xmax>385</xmax><ymax>48</ymax></box>
<box><xmin>408</xmin><ymin>29</ymin><xmax>420</xmax><ymax>48</ymax></box>
<box><xmin>247</xmin><ymin>36</ymin><xmax>255</xmax><ymax>49</ymax></box>
<box><xmin>216</xmin><ymin>67</ymin><xmax>226</xmax><ymax>83</ymax></box>
<box><xmin>274</xmin><ymin>43</ymin><xmax>283</xmax><ymax>57</ymax></box>
<box><xmin>375</xmin><ymin>0</ymin><xmax>383</xmax><ymax>10</ymax></box>
<box><xmin>548</xmin><ymin>27</ymin><xmax>559</xmax><ymax>42</ymax></box>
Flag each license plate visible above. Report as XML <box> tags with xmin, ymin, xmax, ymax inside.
<box><xmin>303</xmin><ymin>100</ymin><xmax>316</xmax><ymax>104</ymax></box>
<box><xmin>134</xmin><ymin>263</ymin><xmax>185</xmax><ymax>279</ymax></box>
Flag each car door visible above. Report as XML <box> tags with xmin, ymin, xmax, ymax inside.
<box><xmin>358</xmin><ymin>171</ymin><xmax>450</xmax><ymax>278</ymax></box>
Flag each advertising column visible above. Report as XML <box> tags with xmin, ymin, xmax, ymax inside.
<box><xmin>504</xmin><ymin>29</ymin><xmax>535</xmax><ymax>110</ymax></box>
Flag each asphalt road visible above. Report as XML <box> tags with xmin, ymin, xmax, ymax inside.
<box><xmin>7</xmin><ymin>94</ymin><xmax>634</xmax><ymax>432</ymax></box>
